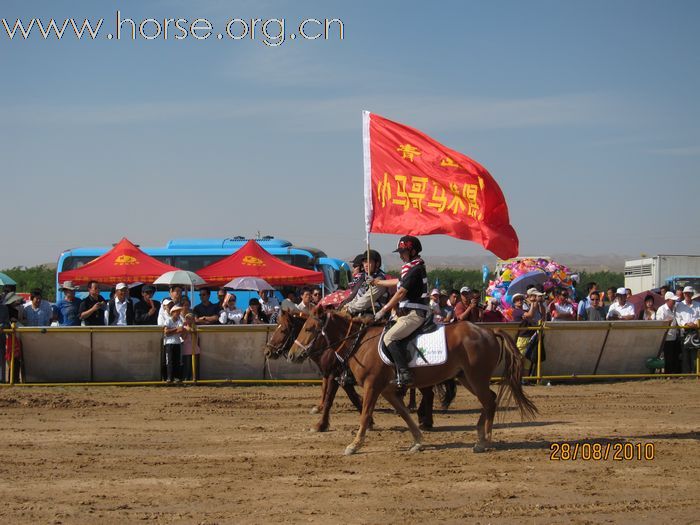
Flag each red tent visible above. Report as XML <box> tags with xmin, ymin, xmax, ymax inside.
<box><xmin>58</xmin><ymin>237</ymin><xmax>180</xmax><ymax>286</ymax></box>
<box><xmin>197</xmin><ymin>239</ymin><xmax>324</xmax><ymax>286</ymax></box>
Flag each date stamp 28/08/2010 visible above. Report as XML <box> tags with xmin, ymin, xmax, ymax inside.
<box><xmin>549</xmin><ymin>442</ymin><xmax>655</xmax><ymax>461</ymax></box>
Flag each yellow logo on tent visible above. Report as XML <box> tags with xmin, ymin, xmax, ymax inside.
<box><xmin>114</xmin><ymin>255</ymin><xmax>139</xmax><ymax>265</ymax></box>
<box><xmin>242</xmin><ymin>256</ymin><xmax>265</xmax><ymax>267</ymax></box>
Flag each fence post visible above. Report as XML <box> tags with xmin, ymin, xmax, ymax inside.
<box><xmin>9</xmin><ymin>323</ymin><xmax>16</xmax><ymax>386</ymax></box>
<box><xmin>192</xmin><ymin>330</ymin><xmax>198</xmax><ymax>384</ymax></box>
<box><xmin>536</xmin><ymin>323</ymin><xmax>543</xmax><ymax>382</ymax></box>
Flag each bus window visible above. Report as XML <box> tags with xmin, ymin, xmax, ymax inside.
<box><xmin>60</xmin><ymin>256</ymin><xmax>99</xmax><ymax>271</ymax></box>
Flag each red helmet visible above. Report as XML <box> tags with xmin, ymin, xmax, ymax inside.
<box><xmin>393</xmin><ymin>235</ymin><xmax>422</xmax><ymax>254</ymax></box>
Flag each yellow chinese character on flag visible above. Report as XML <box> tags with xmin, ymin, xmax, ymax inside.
<box><xmin>427</xmin><ymin>182</ymin><xmax>448</xmax><ymax>213</ymax></box>
<box><xmin>392</xmin><ymin>175</ymin><xmax>409</xmax><ymax>210</ymax></box>
<box><xmin>446</xmin><ymin>182</ymin><xmax>466</xmax><ymax>215</ymax></box>
<box><xmin>440</xmin><ymin>157</ymin><xmax>460</xmax><ymax>168</ymax></box>
<box><xmin>465</xmin><ymin>183</ymin><xmax>481</xmax><ymax>219</ymax></box>
<box><xmin>377</xmin><ymin>172</ymin><xmax>392</xmax><ymax>208</ymax></box>
<box><xmin>408</xmin><ymin>177</ymin><xmax>429</xmax><ymax>212</ymax></box>
<box><xmin>396</xmin><ymin>144</ymin><xmax>421</xmax><ymax>162</ymax></box>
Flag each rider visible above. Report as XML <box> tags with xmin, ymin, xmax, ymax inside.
<box><xmin>371</xmin><ymin>236</ymin><xmax>429</xmax><ymax>387</ymax></box>
<box><xmin>340</xmin><ymin>250</ymin><xmax>388</xmax><ymax>316</ymax></box>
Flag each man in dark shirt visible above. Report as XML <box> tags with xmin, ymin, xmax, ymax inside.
<box><xmin>78</xmin><ymin>280</ymin><xmax>107</xmax><ymax>326</ymax></box>
<box><xmin>194</xmin><ymin>288</ymin><xmax>220</xmax><ymax>325</ymax></box>
<box><xmin>135</xmin><ymin>285</ymin><xmax>161</xmax><ymax>325</ymax></box>
<box><xmin>214</xmin><ymin>287</ymin><xmax>227</xmax><ymax>310</ymax></box>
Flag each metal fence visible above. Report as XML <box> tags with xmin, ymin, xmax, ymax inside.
<box><xmin>0</xmin><ymin>320</ymin><xmax>698</xmax><ymax>386</ymax></box>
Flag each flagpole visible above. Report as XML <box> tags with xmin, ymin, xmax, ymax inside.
<box><xmin>362</xmin><ymin>110</ymin><xmax>377</xmax><ymax>316</ymax></box>
<box><xmin>366</xmin><ymin>232</ymin><xmax>376</xmax><ymax>316</ymax></box>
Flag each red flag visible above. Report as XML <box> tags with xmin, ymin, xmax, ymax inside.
<box><xmin>363</xmin><ymin>111</ymin><xmax>519</xmax><ymax>259</ymax></box>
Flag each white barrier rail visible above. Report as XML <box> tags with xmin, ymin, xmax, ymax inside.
<box><xmin>1</xmin><ymin>321</ymin><xmax>697</xmax><ymax>385</ymax></box>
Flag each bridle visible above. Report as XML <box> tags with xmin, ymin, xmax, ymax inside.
<box><xmin>265</xmin><ymin>316</ymin><xmax>304</xmax><ymax>358</ymax></box>
<box><xmin>292</xmin><ymin>314</ymin><xmax>380</xmax><ymax>362</ymax></box>
<box><xmin>292</xmin><ymin>315</ymin><xmax>333</xmax><ymax>360</ymax></box>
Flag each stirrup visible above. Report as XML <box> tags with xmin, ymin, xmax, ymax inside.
<box><xmin>390</xmin><ymin>370</ymin><xmax>414</xmax><ymax>388</ymax></box>
<box><xmin>336</xmin><ymin>369</ymin><xmax>356</xmax><ymax>387</ymax></box>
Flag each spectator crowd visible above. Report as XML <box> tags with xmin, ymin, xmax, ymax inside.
<box><xmin>1</xmin><ymin>277</ymin><xmax>698</xmax><ymax>379</ymax></box>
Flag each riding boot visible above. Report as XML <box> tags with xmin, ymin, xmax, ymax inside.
<box><xmin>386</xmin><ymin>341</ymin><xmax>414</xmax><ymax>387</ymax></box>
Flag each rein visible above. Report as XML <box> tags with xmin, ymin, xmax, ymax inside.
<box><xmin>296</xmin><ymin>315</ymin><xmax>383</xmax><ymax>362</ymax></box>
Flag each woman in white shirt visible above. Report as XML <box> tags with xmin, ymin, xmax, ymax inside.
<box><xmin>219</xmin><ymin>293</ymin><xmax>244</xmax><ymax>324</ymax></box>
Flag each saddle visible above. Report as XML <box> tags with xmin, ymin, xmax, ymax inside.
<box><xmin>379</xmin><ymin>313</ymin><xmax>440</xmax><ymax>363</ymax></box>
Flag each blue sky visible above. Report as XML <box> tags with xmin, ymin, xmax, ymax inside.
<box><xmin>1</xmin><ymin>0</ymin><xmax>698</xmax><ymax>268</ymax></box>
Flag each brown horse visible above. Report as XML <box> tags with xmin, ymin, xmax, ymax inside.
<box><xmin>264</xmin><ymin>310</ymin><xmax>365</xmax><ymax>432</ymax></box>
<box><xmin>264</xmin><ymin>310</ymin><xmax>436</xmax><ymax>431</ymax></box>
<box><xmin>289</xmin><ymin>309</ymin><xmax>537</xmax><ymax>455</ymax></box>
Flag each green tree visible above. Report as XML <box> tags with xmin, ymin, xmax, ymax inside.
<box><xmin>1</xmin><ymin>265</ymin><xmax>56</xmax><ymax>301</ymax></box>
<box><xmin>387</xmin><ymin>267</ymin><xmax>487</xmax><ymax>294</ymax></box>
<box><xmin>573</xmin><ymin>271</ymin><xmax>625</xmax><ymax>299</ymax></box>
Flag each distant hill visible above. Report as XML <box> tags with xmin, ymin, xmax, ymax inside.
<box><xmin>352</xmin><ymin>253</ymin><xmax>629</xmax><ymax>273</ymax></box>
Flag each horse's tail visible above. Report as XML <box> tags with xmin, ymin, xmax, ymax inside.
<box><xmin>493</xmin><ymin>330</ymin><xmax>538</xmax><ymax>421</ymax></box>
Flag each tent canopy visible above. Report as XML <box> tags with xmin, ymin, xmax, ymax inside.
<box><xmin>58</xmin><ymin>237</ymin><xmax>180</xmax><ymax>286</ymax></box>
<box><xmin>197</xmin><ymin>239</ymin><xmax>324</xmax><ymax>286</ymax></box>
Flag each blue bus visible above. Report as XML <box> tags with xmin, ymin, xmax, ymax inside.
<box><xmin>55</xmin><ymin>236</ymin><xmax>351</xmax><ymax>304</ymax></box>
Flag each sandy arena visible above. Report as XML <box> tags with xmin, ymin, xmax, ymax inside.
<box><xmin>0</xmin><ymin>380</ymin><xmax>697</xmax><ymax>524</ymax></box>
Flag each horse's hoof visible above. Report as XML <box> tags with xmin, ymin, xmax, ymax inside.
<box><xmin>344</xmin><ymin>445</ymin><xmax>357</xmax><ymax>456</ymax></box>
<box><xmin>311</xmin><ymin>425</ymin><xmax>328</xmax><ymax>433</ymax></box>
<box><xmin>418</xmin><ymin>423</ymin><xmax>433</xmax><ymax>431</ymax></box>
<box><xmin>473</xmin><ymin>443</ymin><xmax>487</xmax><ymax>453</ymax></box>
<box><xmin>309</xmin><ymin>406</ymin><xmax>320</xmax><ymax>414</ymax></box>
<box><xmin>408</xmin><ymin>443</ymin><xmax>424</xmax><ymax>454</ymax></box>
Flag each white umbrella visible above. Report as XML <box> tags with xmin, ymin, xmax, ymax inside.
<box><xmin>224</xmin><ymin>276</ymin><xmax>275</xmax><ymax>292</ymax></box>
<box><xmin>154</xmin><ymin>270</ymin><xmax>207</xmax><ymax>303</ymax></box>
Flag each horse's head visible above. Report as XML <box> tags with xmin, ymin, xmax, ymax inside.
<box><xmin>264</xmin><ymin>310</ymin><xmax>308</xmax><ymax>359</ymax></box>
<box><xmin>288</xmin><ymin>306</ymin><xmax>331</xmax><ymax>363</ymax></box>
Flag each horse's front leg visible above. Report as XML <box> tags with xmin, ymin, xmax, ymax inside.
<box><xmin>342</xmin><ymin>383</ymin><xmax>373</xmax><ymax>430</ymax></box>
<box><xmin>310</xmin><ymin>376</ymin><xmax>328</xmax><ymax>414</ymax></box>
<box><xmin>345</xmin><ymin>383</ymin><xmax>382</xmax><ymax>456</ymax></box>
<box><xmin>313</xmin><ymin>375</ymin><xmax>339</xmax><ymax>432</ymax></box>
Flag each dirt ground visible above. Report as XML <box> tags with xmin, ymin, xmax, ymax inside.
<box><xmin>0</xmin><ymin>379</ymin><xmax>697</xmax><ymax>524</ymax></box>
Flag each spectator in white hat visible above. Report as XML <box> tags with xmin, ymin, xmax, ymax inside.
<box><xmin>429</xmin><ymin>288</ymin><xmax>441</xmax><ymax>316</ymax></box>
<box><xmin>676</xmin><ymin>287</ymin><xmax>700</xmax><ymax>327</ymax></box>
<box><xmin>675</xmin><ymin>286</ymin><xmax>700</xmax><ymax>373</ymax></box>
<box><xmin>106</xmin><ymin>283</ymin><xmax>135</xmax><ymax>326</ymax></box>
<box><xmin>606</xmin><ymin>287</ymin><xmax>636</xmax><ymax>320</ymax></box>
<box><xmin>656</xmin><ymin>291</ymin><xmax>681</xmax><ymax>373</ymax></box>
<box><xmin>454</xmin><ymin>287</ymin><xmax>482</xmax><ymax>322</ymax></box>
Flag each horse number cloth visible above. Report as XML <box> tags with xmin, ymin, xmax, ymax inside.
<box><xmin>379</xmin><ymin>325</ymin><xmax>447</xmax><ymax>367</ymax></box>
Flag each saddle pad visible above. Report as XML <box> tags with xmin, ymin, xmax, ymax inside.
<box><xmin>379</xmin><ymin>326</ymin><xmax>447</xmax><ymax>368</ymax></box>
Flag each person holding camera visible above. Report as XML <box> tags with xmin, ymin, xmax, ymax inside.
<box><xmin>78</xmin><ymin>280</ymin><xmax>107</xmax><ymax>326</ymax></box>
<box><xmin>454</xmin><ymin>288</ymin><xmax>482</xmax><ymax>322</ymax></box>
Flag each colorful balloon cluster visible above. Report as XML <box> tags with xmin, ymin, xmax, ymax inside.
<box><xmin>486</xmin><ymin>258</ymin><xmax>578</xmax><ymax>319</ymax></box>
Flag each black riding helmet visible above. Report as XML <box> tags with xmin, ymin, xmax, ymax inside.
<box><xmin>393</xmin><ymin>235</ymin><xmax>422</xmax><ymax>254</ymax></box>
<box><xmin>352</xmin><ymin>253</ymin><xmax>365</xmax><ymax>269</ymax></box>
<box><xmin>361</xmin><ymin>249</ymin><xmax>382</xmax><ymax>268</ymax></box>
